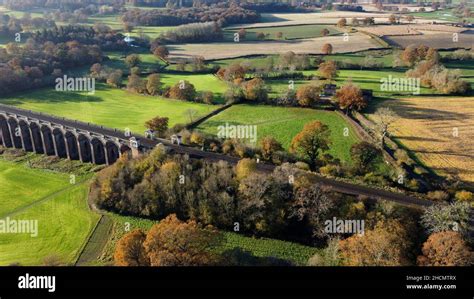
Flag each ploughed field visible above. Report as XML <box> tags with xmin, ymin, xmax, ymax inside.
<box><xmin>369</xmin><ymin>97</ymin><xmax>474</xmax><ymax>183</ymax></box>
<box><xmin>168</xmin><ymin>32</ymin><xmax>381</xmax><ymax>61</ymax></box>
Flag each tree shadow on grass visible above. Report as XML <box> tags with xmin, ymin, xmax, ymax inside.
<box><xmin>221</xmin><ymin>248</ymin><xmax>294</xmax><ymax>266</ymax></box>
<box><xmin>0</xmin><ymin>87</ymin><xmax>104</xmax><ymax>106</ymax></box>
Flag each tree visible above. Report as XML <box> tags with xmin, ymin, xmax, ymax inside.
<box><xmin>388</xmin><ymin>14</ymin><xmax>397</xmax><ymax>24</ymax></box>
<box><xmin>335</xmin><ymin>83</ymin><xmax>366</xmax><ymax>113</ymax></box>
<box><xmin>236</xmin><ymin>158</ymin><xmax>257</xmax><ymax>181</ymax></box>
<box><xmin>256</xmin><ymin>32</ymin><xmax>266</xmax><ymax>40</ymax></box>
<box><xmin>244</xmin><ymin>77</ymin><xmax>268</xmax><ymax>101</ymax></box>
<box><xmin>351</xmin><ymin>17</ymin><xmax>360</xmax><ymax>26</ymax></box>
<box><xmin>143</xmin><ymin>214</ymin><xmax>222</xmax><ymax>266</ymax></box>
<box><xmin>296</xmin><ymin>84</ymin><xmax>321</xmax><ymax>107</ymax></box>
<box><xmin>123</xmin><ymin>22</ymin><xmax>134</xmax><ymax>33</ymax></box>
<box><xmin>350</xmin><ymin>142</ymin><xmax>381</xmax><ymax>174</ymax></box>
<box><xmin>145</xmin><ymin>116</ymin><xmax>169</xmax><ymax>137</ymax></box>
<box><xmin>318</xmin><ymin>60</ymin><xmax>338</xmax><ymax>79</ymax></box>
<box><xmin>126</xmin><ymin>74</ymin><xmax>146</xmax><ymax>93</ymax></box>
<box><xmin>146</xmin><ymin>73</ymin><xmax>161</xmax><ymax>95</ymax></box>
<box><xmin>321</xmin><ymin>28</ymin><xmax>330</xmax><ymax>36</ymax></box>
<box><xmin>276</xmin><ymin>31</ymin><xmax>283</xmax><ymax>39</ymax></box>
<box><xmin>260</xmin><ymin>136</ymin><xmax>283</xmax><ymax>160</ymax></box>
<box><xmin>114</xmin><ymin>229</ymin><xmax>149</xmax><ymax>266</ymax></box>
<box><xmin>420</xmin><ymin>202</ymin><xmax>470</xmax><ymax>236</ymax></box>
<box><xmin>406</xmin><ymin>15</ymin><xmax>415</xmax><ymax>23</ymax></box>
<box><xmin>107</xmin><ymin>70</ymin><xmax>123</xmax><ymax>87</ymax></box>
<box><xmin>168</xmin><ymin>80</ymin><xmax>197</xmax><ymax>101</ymax></box>
<box><xmin>337</xmin><ymin>18</ymin><xmax>347</xmax><ymax>28</ymax></box>
<box><xmin>290</xmin><ymin>121</ymin><xmax>331</xmax><ymax>170</ymax></box>
<box><xmin>321</xmin><ymin>43</ymin><xmax>333</xmax><ymax>55</ymax></box>
<box><xmin>238</xmin><ymin>28</ymin><xmax>246</xmax><ymax>39</ymax></box>
<box><xmin>153</xmin><ymin>46</ymin><xmax>169</xmax><ymax>60</ymax></box>
<box><xmin>363</xmin><ymin>17</ymin><xmax>375</xmax><ymax>26</ymax></box>
<box><xmin>417</xmin><ymin>231</ymin><xmax>473</xmax><ymax>266</ymax></box>
<box><xmin>339</xmin><ymin>220</ymin><xmax>412</xmax><ymax>266</ymax></box>
<box><xmin>372</xmin><ymin>107</ymin><xmax>398</xmax><ymax>148</ymax></box>
<box><xmin>125</xmin><ymin>54</ymin><xmax>141</xmax><ymax>68</ymax></box>
<box><xmin>201</xmin><ymin>91</ymin><xmax>214</xmax><ymax>104</ymax></box>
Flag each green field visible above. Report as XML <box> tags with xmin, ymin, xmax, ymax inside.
<box><xmin>410</xmin><ymin>8</ymin><xmax>473</xmax><ymax>23</ymax></box>
<box><xmin>197</xmin><ymin>104</ymin><xmax>359</xmax><ymax>163</ymax></box>
<box><xmin>101</xmin><ymin>213</ymin><xmax>319</xmax><ymax>266</ymax></box>
<box><xmin>0</xmin><ymin>159</ymin><xmax>99</xmax><ymax>265</ymax></box>
<box><xmin>0</xmin><ymin>84</ymin><xmax>221</xmax><ymax>134</ymax></box>
<box><xmin>224</xmin><ymin>24</ymin><xmax>340</xmax><ymax>41</ymax></box>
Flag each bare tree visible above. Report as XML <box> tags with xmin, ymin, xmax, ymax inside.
<box><xmin>373</xmin><ymin>107</ymin><xmax>398</xmax><ymax>148</ymax></box>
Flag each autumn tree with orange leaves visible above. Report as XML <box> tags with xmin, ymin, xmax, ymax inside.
<box><xmin>114</xmin><ymin>214</ymin><xmax>223</xmax><ymax>266</ymax></box>
<box><xmin>335</xmin><ymin>83</ymin><xmax>367</xmax><ymax>113</ymax></box>
<box><xmin>114</xmin><ymin>229</ymin><xmax>149</xmax><ymax>266</ymax></box>
<box><xmin>417</xmin><ymin>231</ymin><xmax>473</xmax><ymax>266</ymax></box>
<box><xmin>290</xmin><ymin>121</ymin><xmax>331</xmax><ymax>170</ymax></box>
<box><xmin>318</xmin><ymin>60</ymin><xmax>338</xmax><ymax>80</ymax></box>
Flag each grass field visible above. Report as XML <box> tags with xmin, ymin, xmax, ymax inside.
<box><xmin>100</xmin><ymin>213</ymin><xmax>319</xmax><ymax>266</ymax></box>
<box><xmin>368</xmin><ymin>97</ymin><xmax>474</xmax><ymax>183</ymax></box>
<box><xmin>0</xmin><ymin>159</ymin><xmax>99</xmax><ymax>265</ymax></box>
<box><xmin>0</xmin><ymin>84</ymin><xmax>221</xmax><ymax>134</ymax></box>
<box><xmin>197</xmin><ymin>104</ymin><xmax>359</xmax><ymax>163</ymax></box>
<box><xmin>224</xmin><ymin>24</ymin><xmax>340</xmax><ymax>41</ymax></box>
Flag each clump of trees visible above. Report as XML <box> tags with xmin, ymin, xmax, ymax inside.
<box><xmin>417</xmin><ymin>231</ymin><xmax>473</xmax><ymax>266</ymax></box>
<box><xmin>159</xmin><ymin>22</ymin><xmax>223</xmax><ymax>43</ymax></box>
<box><xmin>335</xmin><ymin>82</ymin><xmax>367</xmax><ymax>113</ymax></box>
<box><xmin>121</xmin><ymin>4</ymin><xmax>259</xmax><ymax>27</ymax></box>
<box><xmin>91</xmin><ymin>147</ymin><xmax>358</xmax><ymax>245</ymax></box>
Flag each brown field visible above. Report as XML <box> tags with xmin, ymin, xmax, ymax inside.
<box><xmin>371</xmin><ymin>97</ymin><xmax>474</xmax><ymax>182</ymax></box>
<box><xmin>360</xmin><ymin>24</ymin><xmax>466</xmax><ymax>37</ymax></box>
<box><xmin>230</xmin><ymin>11</ymin><xmax>448</xmax><ymax>29</ymax></box>
<box><xmin>385</xmin><ymin>31</ymin><xmax>474</xmax><ymax>49</ymax></box>
<box><xmin>168</xmin><ymin>32</ymin><xmax>381</xmax><ymax>61</ymax></box>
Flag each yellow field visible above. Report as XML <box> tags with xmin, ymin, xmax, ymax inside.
<box><xmin>373</xmin><ymin>97</ymin><xmax>474</xmax><ymax>182</ymax></box>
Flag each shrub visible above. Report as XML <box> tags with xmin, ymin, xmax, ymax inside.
<box><xmin>426</xmin><ymin>190</ymin><xmax>450</xmax><ymax>202</ymax></box>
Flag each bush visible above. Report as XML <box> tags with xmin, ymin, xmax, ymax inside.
<box><xmin>454</xmin><ymin>190</ymin><xmax>474</xmax><ymax>203</ymax></box>
<box><xmin>426</xmin><ymin>190</ymin><xmax>450</xmax><ymax>202</ymax></box>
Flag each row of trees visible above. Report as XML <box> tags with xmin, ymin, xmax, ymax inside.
<box><xmin>159</xmin><ymin>22</ymin><xmax>223</xmax><ymax>43</ymax></box>
<box><xmin>121</xmin><ymin>3</ymin><xmax>259</xmax><ymax>27</ymax></box>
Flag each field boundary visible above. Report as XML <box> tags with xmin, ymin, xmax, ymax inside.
<box><xmin>186</xmin><ymin>104</ymin><xmax>234</xmax><ymax>129</ymax></box>
<box><xmin>75</xmin><ymin>215</ymin><xmax>114</xmax><ymax>266</ymax></box>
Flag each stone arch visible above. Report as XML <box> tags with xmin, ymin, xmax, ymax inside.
<box><xmin>105</xmin><ymin>141</ymin><xmax>120</xmax><ymax>165</ymax></box>
<box><xmin>91</xmin><ymin>137</ymin><xmax>106</xmax><ymax>165</ymax></box>
<box><xmin>0</xmin><ymin>114</ymin><xmax>12</xmax><ymax>147</ymax></box>
<box><xmin>29</xmin><ymin>122</ymin><xmax>44</xmax><ymax>154</ymax></box>
<box><xmin>40</xmin><ymin>125</ymin><xmax>56</xmax><ymax>156</ymax></box>
<box><xmin>19</xmin><ymin>120</ymin><xmax>33</xmax><ymax>152</ymax></box>
<box><xmin>65</xmin><ymin>131</ymin><xmax>79</xmax><ymax>161</ymax></box>
<box><xmin>77</xmin><ymin>134</ymin><xmax>92</xmax><ymax>163</ymax></box>
<box><xmin>7</xmin><ymin>117</ymin><xmax>22</xmax><ymax>149</ymax></box>
<box><xmin>52</xmin><ymin>128</ymin><xmax>67</xmax><ymax>158</ymax></box>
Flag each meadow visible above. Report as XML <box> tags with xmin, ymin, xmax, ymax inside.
<box><xmin>0</xmin><ymin>159</ymin><xmax>99</xmax><ymax>265</ymax></box>
<box><xmin>100</xmin><ymin>213</ymin><xmax>319</xmax><ymax>266</ymax></box>
<box><xmin>0</xmin><ymin>83</ymin><xmax>222</xmax><ymax>134</ymax></box>
<box><xmin>224</xmin><ymin>24</ymin><xmax>340</xmax><ymax>41</ymax></box>
<box><xmin>197</xmin><ymin>104</ymin><xmax>359</xmax><ymax>164</ymax></box>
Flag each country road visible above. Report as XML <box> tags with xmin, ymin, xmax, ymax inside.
<box><xmin>0</xmin><ymin>104</ymin><xmax>434</xmax><ymax>208</ymax></box>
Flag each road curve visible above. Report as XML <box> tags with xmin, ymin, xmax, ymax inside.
<box><xmin>0</xmin><ymin>104</ymin><xmax>433</xmax><ymax>208</ymax></box>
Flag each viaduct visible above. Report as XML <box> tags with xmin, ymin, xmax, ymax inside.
<box><xmin>0</xmin><ymin>105</ymin><xmax>132</xmax><ymax>165</ymax></box>
<box><xmin>0</xmin><ymin>104</ymin><xmax>438</xmax><ymax>209</ymax></box>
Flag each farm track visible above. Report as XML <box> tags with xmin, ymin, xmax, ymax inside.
<box><xmin>75</xmin><ymin>215</ymin><xmax>114</xmax><ymax>266</ymax></box>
